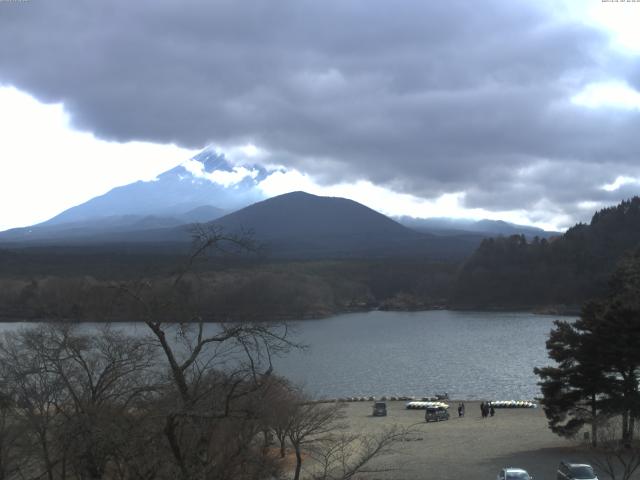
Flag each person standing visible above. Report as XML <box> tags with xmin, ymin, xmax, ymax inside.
<box><xmin>480</xmin><ymin>401</ymin><xmax>485</xmax><ymax>418</ymax></box>
<box><xmin>461</xmin><ymin>402</ymin><xmax>465</xmax><ymax>417</ymax></box>
<box><xmin>490</xmin><ymin>404</ymin><xmax>495</xmax><ymax>417</ymax></box>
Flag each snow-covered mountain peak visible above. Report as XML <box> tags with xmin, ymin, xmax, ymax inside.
<box><xmin>177</xmin><ymin>149</ymin><xmax>269</xmax><ymax>189</ymax></box>
<box><xmin>38</xmin><ymin>147</ymin><xmax>272</xmax><ymax>226</ymax></box>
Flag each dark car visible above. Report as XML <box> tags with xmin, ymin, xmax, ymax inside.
<box><xmin>372</xmin><ymin>401</ymin><xmax>387</xmax><ymax>416</ymax></box>
<box><xmin>425</xmin><ymin>406</ymin><xmax>450</xmax><ymax>422</ymax></box>
<box><xmin>557</xmin><ymin>461</ymin><xmax>598</xmax><ymax>480</ymax></box>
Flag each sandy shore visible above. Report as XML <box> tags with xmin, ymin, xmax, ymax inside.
<box><xmin>324</xmin><ymin>400</ymin><xmax>616</xmax><ymax>480</ymax></box>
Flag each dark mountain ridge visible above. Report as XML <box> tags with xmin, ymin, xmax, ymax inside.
<box><xmin>215</xmin><ymin>191</ymin><xmax>417</xmax><ymax>239</ymax></box>
<box><xmin>210</xmin><ymin>191</ymin><xmax>430</xmax><ymax>258</ymax></box>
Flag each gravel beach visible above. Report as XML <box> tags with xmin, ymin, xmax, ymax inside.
<box><xmin>321</xmin><ymin>400</ymin><xmax>617</xmax><ymax>480</ymax></box>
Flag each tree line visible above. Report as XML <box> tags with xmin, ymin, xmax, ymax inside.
<box><xmin>0</xmin><ymin>260</ymin><xmax>456</xmax><ymax>323</ymax></box>
<box><xmin>454</xmin><ymin>197</ymin><xmax>640</xmax><ymax>310</ymax></box>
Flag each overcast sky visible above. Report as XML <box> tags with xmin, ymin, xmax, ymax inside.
<box><xmin>1</xmin><ymin>0</ymin><xmax>639</xmax><ymax>232</ymax></box>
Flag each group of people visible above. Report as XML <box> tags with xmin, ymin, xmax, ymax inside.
<box><xmin>480</xmin><ymin>401</ymin><xmax>495</xmax><ymax>418</ymax></box>
<box><xmin>457</xmin><ymin>401</ymin><xmax>495</xmax><ymax>418</ymax></box>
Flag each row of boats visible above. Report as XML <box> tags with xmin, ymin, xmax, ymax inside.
<box><xmin>405</xmin><ymin>400</ymin><xmax>537</xmax><ymax>409</ymax></box>
<box><xmin>405</xmin><ymin>401</ymin><xmax>450</xmax><ymax>409</ymax></box>
<box><xmin>487</xmin><ymin>400</ymin><xmax>537</xmax><ymax>409</ymax></box>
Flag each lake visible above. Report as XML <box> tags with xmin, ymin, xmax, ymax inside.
<box><xmin>274</xmin><ymin>310</ymin><xmax>561</xmax><ymax>400</ymax></box>
<box><xmin>0</xmin><ymin>310</ymin><xmax>563</xmax><ymax>401</ymax></box>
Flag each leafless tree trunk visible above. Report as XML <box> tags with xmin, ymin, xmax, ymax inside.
<box><xmin>286</xmin><ymin>401</ymin><xmax>347</xmax><ymax>480</ymax></box>
<box><xmin>591</xmin><ymin>418</ymin><xmax>640</xmax><ymax>480</ymax></box>
<box><xmin>115</xmin><ymin>226</ymin><xmax>298</xmax><ymax>480</ymax></box>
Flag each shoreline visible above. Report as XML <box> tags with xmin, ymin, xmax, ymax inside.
<box><xmin>312</xmin><ymin>396</ymin><xmax>539</xmax><ymax>404</ymax></box>
<box><xmin>0</xmin><ymin>305</ymin><xmax>580</xmax><ymax>323</ymax></box>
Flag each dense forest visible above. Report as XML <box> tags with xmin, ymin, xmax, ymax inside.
<box><xmin>453</xmin><ymin>197</ymin><xmax>640</xmax><ymax>310</ymax></box>
<box><xmin>0</xmin><ymin>255</ymin><xmax>456</xmax><ymax>322</ymax></box>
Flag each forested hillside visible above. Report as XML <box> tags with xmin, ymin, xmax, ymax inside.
<box><xmin>453</xmin><ymin>197</ymin><xmax>640</xmax><ymax>310</ymax></box>
<box><xmin>0</xmin><ymin>255</ymin><xmax>456</xmax><ymax>322</ymax></box>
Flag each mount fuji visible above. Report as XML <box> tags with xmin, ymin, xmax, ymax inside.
<box><xmin>0</xmin><ymin>148</ymin><xmax>271</xmax><ymax>242</ymax></box>
<box><xmin>46</xmin><ymin>148</ymin><xmax>270</xmax><ymax>225</ymax></box>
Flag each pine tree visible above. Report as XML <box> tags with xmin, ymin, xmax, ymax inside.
<box><xmin>534</xmin><ymin>303</ymin><xmax>611</xmax><ymax>446</ymax></box>
<box><xmin>535</xmin><ymin>248</ymin><xmax>640</xmax><ymax>446</ymax></box>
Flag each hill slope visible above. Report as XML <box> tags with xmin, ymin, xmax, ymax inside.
<box><xmin>210</xmin><ymin>191</ymin><xmax>477</xmax><ymax>259</ymax></box>
<box><xmin>453</xmin><ymin>197</ymin><xmax>640</xmax><ymax>309</ymax></box>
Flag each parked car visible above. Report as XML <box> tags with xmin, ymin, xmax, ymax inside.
<box><xmin>425</xmin><ymin>406</ymin><xmax>449</xmax><ymax>422</ymax></box>
<box><xmin>497</xmin><ymin>467</ymin><xmax>534</xmax><ymax>480</ymax></box>
<box><xmin>372</xmin><ymin>401</ymin><xmax>387</xmax><ymax>416</ymax></box>
<box><xmin>557</xmin><ymin>461</ymin><xmax>598</xmax><ymax>480</ymax></box>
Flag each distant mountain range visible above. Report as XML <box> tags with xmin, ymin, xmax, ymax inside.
<box><xmin>0</xmin><ymin>147</ymin><xmax>558</xmax><ymax>259</ymax></box>
<box><xmin>395</xmin><ymin>216</ymin><xmax>559</xmax><ymax>239</ymax></box>
<box><xmin>0</xmin><ymin>191</ymin><xmax>483</xmax><ymax>259</ymax></box>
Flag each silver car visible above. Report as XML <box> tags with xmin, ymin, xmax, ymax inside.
<box><xmin>498</xmin><ymin>467</ymin><xmax>533</xmax><ymax>480</ymax></box>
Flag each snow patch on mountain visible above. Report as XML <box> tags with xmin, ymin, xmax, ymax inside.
<box><xmin>182</xmin><ymin>158</ymin><xmax>262</xmax><ymax>188</ymax></box>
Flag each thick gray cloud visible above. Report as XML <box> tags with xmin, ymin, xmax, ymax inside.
<box><xmin>1</xmin><ymin>0</ymin><xmax>639</xmax><ymax>226</ymax></box>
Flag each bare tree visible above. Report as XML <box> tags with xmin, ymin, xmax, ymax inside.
<box><xmin>0</xmin><ymin>324</ymin><xmax>160</xmax><ymax>480</ymax></box>
<box><xmin>43</xmin><ymin>324</ymin><xmax>158</xmax><ymax>480</ymax></box>
<box><xmin>113</xmin><ymin>226</ymin><xmax>299</xmax><ymax>480</ymax></box>
<box><xmin>309</xmin><ymin>425</ymin><xmax>416</xmax><ymax>480</ymax></box>
<box><xmin>590</xmin><ymin>418</ymin><xmax>640</xmax><ymax>480</ymax></box>
<box><xmin>0</xmin><ymin>327</ymin><xmax>67</xmax><ymax>480</ymax></box>
<box><xmin>286</xmin><ymin>400</ymin><xmax>347</xmax><ymax>480</ymax></box>
<box><xmin>0</xmin><ymin>387</ymin><xmax>27</xmax><ymax>480</ymax></box>
<box><xmin>262</xmin><ymin>379</ymin><xmax>299</xmax><ymax>459</ymax></box>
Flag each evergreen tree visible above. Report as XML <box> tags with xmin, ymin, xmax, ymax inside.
<box><xmin>534</xmin><ymin>303</ymin><xmax>611</xmax><ymax>446</ymax></box>
<box><xmin>594</xmin><ymin>250</ymin><xmax>640</xmax><ymax>443</ymax></box>
<box><xmin>535</xmin><ymin>249</ymin><xmax>640</xmax><ymax>445</ymax></box>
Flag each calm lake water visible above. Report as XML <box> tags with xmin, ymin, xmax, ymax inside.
<box><xmin>274</xmin><ymin>310</ymin><xmax>561</xmax><ymax>401</ymax></box>
<box><xmin>0</xmin><ymin>310</ymin><xmax>564</xmax><ymax>400</ymax></box>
